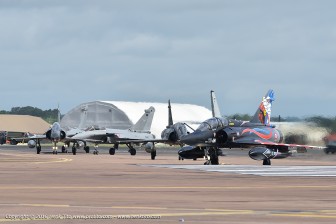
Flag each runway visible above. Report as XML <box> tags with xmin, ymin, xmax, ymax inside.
<box><xmin>145</xmin><ymin>164</ymin><xmax>336</xmax><ymax>177</ymax></box>
<box><xmin>0</xmin><ymin>145</ymin><xmax>336</xmax><ymax>223</ymax></box>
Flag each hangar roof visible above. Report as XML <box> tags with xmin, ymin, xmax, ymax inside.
<box><xmin>61</xmin><ymin>101</ymin><xmax>212</xmax><ymax>138</ymax></box>
<box><xmin>0</xmin><ymin>115</ymin><xmax>50</xmax><ymax>134</ymax></box>
<box><xmin>101</xmin><ymin>101</ymin><xmax>212</xmax><ymax>138</ymax></box>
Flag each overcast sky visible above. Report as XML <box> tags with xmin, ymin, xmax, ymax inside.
<box><xmin>1</xmin><ymin>0</ymin><xmax>335</xmax><ymax>117</ymax></box>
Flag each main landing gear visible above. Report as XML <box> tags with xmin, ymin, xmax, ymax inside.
<box><xmin>109</xmin><ymin>143</ymin><xmax>118</xmax><ymax>155</ymax></box>
<box><xmin>203</xmin><ymin>147</ymin><xmax>220</xmax><ymax>165</ymax></box>
<box><xmin>93</xmin><ymin>145</ymin><xmax>99</xmax><ymax>155</ymax></box>
<box><xmin>71</xmin><ymin>142</ymin><xmax>77</xmax><ymax>155</ymax></box>
<box><xmin>62</xmin><ymin>145</ymin><xmax>68</xmax><ymax>153</ymax></box>
<box><xmin>127</xmin><ymin>144</ymin><xmax>136</xmax><ymax>156</ymax></box>
<box><xmin>151</xmin><ymin>151</ymin><xmax>156</xmax><ymax>160</ymax></box>
<box><xmin>107</xmin><ymin>144</ymin><xmax>141</xmax><ymax>156</ymax></box>
<box><xmin>109</xmin><ymin>148</ymin><xmax>115</xmax><ymax>155</ymax></box>
<box><xmin>36</xmin><ymin>145</ymin><xmax>41</xmax><ymax>154</ymax></box>
<box><xmin>36</xmin><ymin>139</ymin><xmax>41</xmax><ymax>154</ymax></box>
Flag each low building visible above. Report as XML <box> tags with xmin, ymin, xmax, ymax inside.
<box><xmin>0</xmin><ymin>115</ymin><xmax>50</xmax><ymax>134</ymax></box>
<box><xmin>0</xmin><ymin>115</ymin><xmax>50</xmax><ymax>144</ymax></box>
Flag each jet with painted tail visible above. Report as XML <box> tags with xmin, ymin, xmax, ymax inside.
<box><xmin>177</xmin><ymin>89</ymin><xmax>323</xmax><ymax>165</ymax></box>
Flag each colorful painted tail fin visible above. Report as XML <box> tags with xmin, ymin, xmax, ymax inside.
<box><xmin>210</xmin><ymin>90</ymin><xmax>222</xmax><ymax>118</ymax></box>
<box><xmin>131</xmin><ymin>106</ymin><xmax>155</xmax><ymax>132</ymax></box>
<box><xmin>250</xmin><ymin>89</ymin><xmax>275</xmax><ymax>125</ymax></box>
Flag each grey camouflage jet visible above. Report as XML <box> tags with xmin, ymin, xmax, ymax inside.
<box><xmin>70</xmin><ymin>107</ymin><xmax>157</xmax><ymax>158</ymax></box>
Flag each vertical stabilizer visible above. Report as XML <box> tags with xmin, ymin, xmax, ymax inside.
<box><xmin>250</xmin><ymin>89</ymin><xmax>275</xmax><ymax>125</ymax></box>
<box><xmin>57</xmin><ymin>104</ymin><xmax>61</xmax><ymax>123</ymax></box>
<box><xmin>131</xmin><ymin>106</ymin><xmax>155</xmax><ymax>132</ymax></box>
<box><xmin>78</xmin><ymin>105</ymin><xmax>88</xmax><ymax>130</ymax></box>
<box><xmin>168</xmin><ymin>100</ymin><xmax>173</xmax><ymax>126</ymax></box>
<box><xmin>210</xmin><ymin>90</ymin><xmax>222</xmax><ymax>118</ymax></box>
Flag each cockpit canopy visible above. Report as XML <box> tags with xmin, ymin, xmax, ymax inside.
<box><xmin>196</xmin><ymin>117</ymin><xmax>228</xmax><ymax>132</ymax></box>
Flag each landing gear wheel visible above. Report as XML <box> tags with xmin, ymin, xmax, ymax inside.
<box><xmin>93</xmin><ymin>150</ymin><xmax>98</xmax><ymax>155</ymax></box>
<box><xmin>151</xmin><ymin>151</ymin><xmax>156</xmax><ymax>160</ymax></box>
<box><xmin>62</xmin><ymin>146</ymin><xmax>66</xmax><ymax>153</ymax></box>
<box><xmin>205</xmin><ymin>147</ymin><xmax>219</xmax><ymax>165</ymax></box>
<box><xmin>210</xmin><ymin>156</ymin><xmax>219</xmax><ymax>165</ymax></box>
<box><xmin>72</xmin><ymin>147</ymin><xmax>77</xmax><ymax>155</ymax></box>
<box><xmin>129</xmin><ymin>148</ymin><xmax>136</xmax><ymax>156</ymax></box>
<box><xmin>84</xmin><ymin>146</ymin><xmax>90</xmax><ymax>153</ymax></box>
<box><xmin>109</xmin><ymin>148</ymin><xmax>115</xmax><ymax>155</ymax></box>
<box><xmin>263</xmin><ymin>159</ymin><xmax>271</xmax><ymax>165</ymax></box>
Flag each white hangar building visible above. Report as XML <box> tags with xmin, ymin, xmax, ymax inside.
<box><xmin>60</xmin><ymin>101</ymin><xmax>212</xmax><ymax>138</ymax></box>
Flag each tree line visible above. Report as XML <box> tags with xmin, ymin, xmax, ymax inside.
<box><xmin>0</xmin><ymin>106</ymin><xmax>59</xmax><ymax>124</ymax></box>
<box><xmin>0</xmin><ymin>107</ymin><xmax>335</xmax><ymax>133</ymax></box>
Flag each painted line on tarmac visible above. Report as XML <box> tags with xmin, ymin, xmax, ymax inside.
<box><xmin>0</xmin><ymin>185</ymin><xmax>336</xmax><ymax>190</ymax></box>
<box><xmin>272</xmin><ymin>211</ymin><xmax>336</xmax><ymax>219</ymax></box>
<box><xmin>0</xmin><ymin>152</ymin><xmax>73</xmax><ymax>164</ymax></box>
<box><xmin>34</xmin><ymin>158</ymin><xmax>73</xmax><ymax>164</ymax></box>
<box><xmin>145</xmin><ymin>164</ymin><xmax>336</xmax><ymax>177</ymax></box>
<box><xmin>0</xmin><ymin>185</ymin><xmax>335</xmax><ymax>190</ymax></box>
<box><xmin>19</xmin><ymin>204</ymin><xmax>70</xmax><ymax>208</ymax></box>
<box><xmin>1</xmin><ymin>204</ymin><xmax>336</xmax><ymax>221</ymax></box>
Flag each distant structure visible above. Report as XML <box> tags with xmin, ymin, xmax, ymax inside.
<box><xmin>60</xmin><ymin>101</ymin><xmax>212</xmax><ymax>138</ymax></box>
<box><xmin>0</xmin><ymin>115</ymin><xmax>50</xmax><ymax>134</ymax></box>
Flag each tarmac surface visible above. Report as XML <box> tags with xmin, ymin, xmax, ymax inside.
<box><xmin>0</xmin><ymin>144</ymin><xmax>336</xmax><ymax>223</ymax></box>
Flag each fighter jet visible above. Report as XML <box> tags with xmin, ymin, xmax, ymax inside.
<box><xmin>70</xmin><ymin>106</ymin><xmax>157</xmax><ymax>158</ymax></box>
<box><xmin>20</xmin><ymin>108</ymin><xmax>87</xmax><ymax>154</ymax></box>
<box><xmin>168</xmin><ymin>90</ymin><xmax>322</xmax><ymax>165</ymax></box>
<box><xmin>26</xmin><ymin>121</ymin><xmax>67</xmax><ymax>154</ymax></box>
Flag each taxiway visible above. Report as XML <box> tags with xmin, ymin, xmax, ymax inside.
<box><xmin>0</xmin><ymin>145</ymin><xmax>335</xmax><ymax>223</ymax></box>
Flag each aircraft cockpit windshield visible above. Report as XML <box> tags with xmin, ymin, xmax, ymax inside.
<box><xmin>196</xmin><ymin>117</ymin><xmax>228</xmax><ymax>131</ymax></box>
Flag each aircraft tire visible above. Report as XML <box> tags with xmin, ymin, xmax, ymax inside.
<box><xmin>72</xmin><ymin>147</ymin><xmax>77</xmax><ymax>155</ymax></box>
<box><xmin>109</xmin><ymin>148</ymin><xmax>115</xmax><ymax>155</ymax></box>
<box><xmin>210</xmin><ymin>156</ymin><xmax>219</xmax><ymax>165</ymax></box>
<box><xmin>151</xmin><ymin>151</ymin><xmax>156</xmax><ymax>160</ymax></box>
<box><xmin>84</xmin><ymin>146</ymin><xmax>90</xmax><ymax>153</ymax></box>
<box><xmin>263</xmin><ymin>159</ymin><xmax>271</xmax><ymax>165</ymax></box>
<box><xmin>37</xmin><ymin>146</ymin><xmax>41</xmax><ymax>154</ymax></box>
<box><xmin>129</xmin><ymin>148</ymin><xmax>136</xmax><ymax>156</ymax></box>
